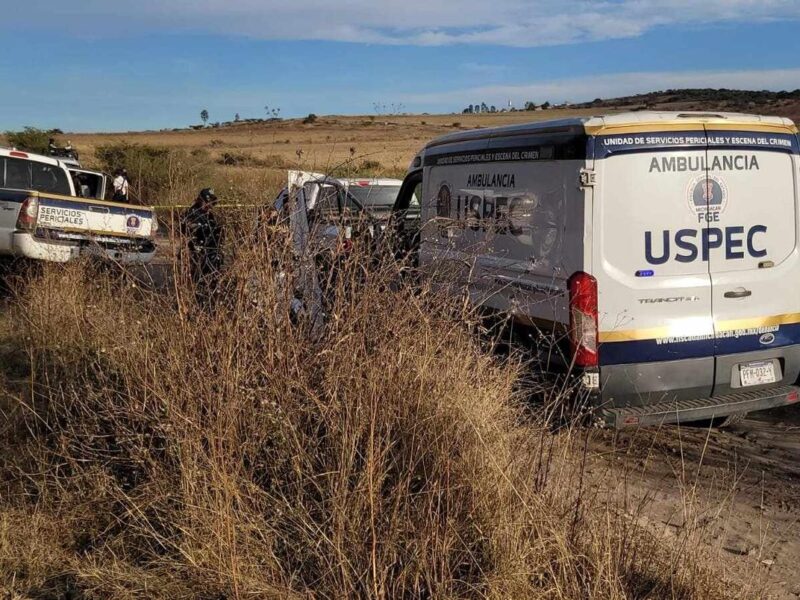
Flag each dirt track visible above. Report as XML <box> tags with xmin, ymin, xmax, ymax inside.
<box><xmin>588</xmin><ymin>406</ymin><xmax>800</xmax><ymax>598</ymax></box>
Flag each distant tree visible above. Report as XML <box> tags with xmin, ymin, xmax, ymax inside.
<box><xmin>4</xmin><ymin>127</ymin><xmax>51</xmax><ymax>154</ymax></box>
<box><xmin>480</xmin><ymin>102</ymin><xmax>489</xmax><ymax>113</ymax></box>
<box><xmin>200</xmin><ymin>109</ymin><xmax>209</xmax><ymax>126</ymax></box>
<box><xmin>474</xmin><ymin>102</ymin><xmax>481</xmax><ymax>113</ymax></box>
<box><xmin>234</xmin><ymin>113</ymin><xmax>241</xmax><ymax>122</ymax></box>
<box><xmin>541</xmin><ymin>101</ymin><xmax>551</xmax><ymax>110</ymax></box>
<box><xmin>490</xmin><ymin>105</ymin><xmax>497</xmax><ymax>113</ymax></box>
<box><xmin>462</xmin><ymin>104</ymin><xmax>474</xmax><ymax>114</ymax></box>
<box><xmin>303</xmin><ymin>113</ymin><xmax>318</xmax><ymax>125</ymax></box>
<box><xmin>524</xmin><ymin>101</ymin><xmax>537</xmax><ymax>111</ymax></box>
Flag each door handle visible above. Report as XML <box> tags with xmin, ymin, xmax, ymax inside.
<box><xmin>724</xmin><ymin>289</ymin><xmax>752</xmax><ymax>299</ymax></box>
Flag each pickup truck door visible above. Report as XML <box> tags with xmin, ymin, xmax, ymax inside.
<box><xmin>69</xmin><ymin>169</ymin><xmax>106</xmax><ymax>199</ymax></box>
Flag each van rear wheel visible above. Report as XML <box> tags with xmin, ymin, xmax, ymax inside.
<box><xmin>713</xmin><ymin>412</ymin><xmax>746</xmax><ymax>428</ymax></box>
<box><xmin>690</xmin><ymin>412</ymin><xmax>747</xmax><ymax>429</ymax></box>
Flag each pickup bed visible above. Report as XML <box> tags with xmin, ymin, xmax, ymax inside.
<box><xmin>0</xmin><ymin>149</ymin><xmax>156</xmax><ymax>264</ymax></box>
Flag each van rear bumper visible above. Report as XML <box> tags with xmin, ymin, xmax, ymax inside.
<box><xmin>600</xmin><ymin>356</ymin><xmax>715</xmax><ymax>408</ymax></box>
<box><xmin>598</xmin><ymin>384</ymin><xmax>800</xmax><ymax>429</ymax></box>
<box><xmin>598</xmin><ymin>344</ymin><xmax>800</xmax><ymax>425</ymax></box>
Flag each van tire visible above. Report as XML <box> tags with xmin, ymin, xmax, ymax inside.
<box><xmin>691</xmin><ymin>412</ymin><xmax>747</xmax><ymax>429</ymax></box>
<box><xmin>713</xmin><ymin>412</ymin><xmax>747</xmax><ymax>428</ymax></box>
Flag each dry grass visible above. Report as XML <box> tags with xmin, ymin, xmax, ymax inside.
<box><xmin>0</xmin><ymin>223</ymin><xmax>743</xmax><ymax>599</ymax></box>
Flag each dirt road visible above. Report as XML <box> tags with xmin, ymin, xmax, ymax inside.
<box><xmin>588</xmin><ymin>406</ymin><xmax>800</xmax><ymax>598</ymax></box>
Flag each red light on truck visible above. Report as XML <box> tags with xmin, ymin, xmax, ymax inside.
<box><xmin>9</xmin><ymin>151</ymin><xmax>28</xmax><ymax>158</ymax></box>
<box><xmin>568</xmin><ymin>271</ymin><xmax>599</xmax><ymax>368</ymax></box>
<box><xmin>355</xmin><ymin>180</ymin><xmax>369</xmax><ymax>187</ymax></box>
<box><xmin>787</xmin><ymin>391</ymin><xmax>799</xmax><ymax>403</ymax></box>
<box><xmin>16</xmin><ymin>196</ymin><xmax>39</xmax><ymax>231</ymax></box>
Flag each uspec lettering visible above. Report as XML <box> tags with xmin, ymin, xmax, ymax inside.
<box><xmin>644</xmin><ymin>226</ymin><xmax>767</xmax><ymax>264</ymax></box>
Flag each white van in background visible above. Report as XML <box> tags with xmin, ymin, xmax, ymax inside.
<box><xmin>392</xmin><ymin>112</ymin><xmax>800</xmax><ymax>427</ymax></box>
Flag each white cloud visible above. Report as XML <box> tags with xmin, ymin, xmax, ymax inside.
<box><xmin>398</xmin><ymin>67</ymin><xmax>800</xmax><ymax>109</ymax></box>
<box><xmin>7</xmin><ymin>0</ymin><xmax>800</xmax><ymax>47</ymax></box>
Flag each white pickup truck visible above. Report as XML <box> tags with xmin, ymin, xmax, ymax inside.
<box><xmin>0</xmin><ymin>148</ymin><xmax>157</xmax><ymax>264</ymax></box>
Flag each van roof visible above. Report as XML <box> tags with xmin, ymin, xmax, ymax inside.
<box><xmin>424</xmin><ymin>111</ymin><xmax>798</xmax><ymax>149</ymax></box>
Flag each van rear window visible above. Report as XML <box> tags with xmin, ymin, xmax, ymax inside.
<box><xmin>1</xmin><ymin>157</ymin><xmax>71</xmax><ymax>195</ymax></box>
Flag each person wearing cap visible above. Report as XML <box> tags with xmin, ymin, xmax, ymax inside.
<box><xmin>181</xmin><ymin>188</ymin><xmax>223</xmax><ymax>304</ymax></box>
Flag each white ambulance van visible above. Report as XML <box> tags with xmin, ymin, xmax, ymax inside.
<box><xmin>392</xmin><ymin>112</ymin><xmax>800</xmax><ymax>427</ymax></box>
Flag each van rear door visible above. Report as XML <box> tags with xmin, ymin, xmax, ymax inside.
<box><xmin>705</xmin><ymin>126</ymin><xmax>800</xmax><ymax>395</ymax></box>
<box><xmin>594</xmin><ymin>130</ymin><xmax>715</xmax><ymax>406</ymax></box>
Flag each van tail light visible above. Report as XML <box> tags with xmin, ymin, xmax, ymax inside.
<box><xmin>16</xmin><ymin>196</ymin><xmax>39</xmax><ymax>231</ymax></box>
<box><xmin>568</xmin><ymin>271</ymin><xmax>599</xmax><ymax>368</ymax></box>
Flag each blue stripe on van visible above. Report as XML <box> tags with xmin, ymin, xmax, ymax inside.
<box><xmin>594</xmin><ymin>130</ymin><xmax>799</xmax><ymax>159</ymax></box>
<box><xmin>600</xmin><ymin>322</ymin><xmax>800</xmax><ymax>366</ymax></box>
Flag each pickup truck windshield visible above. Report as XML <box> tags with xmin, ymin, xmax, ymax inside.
<box><xmin>1</xmin><ymin>157</ymin><xmax>71</xmax><ymax>195</ymax></box>
<box><xmin>348</xmin><ymin>185</ymin><xmax>401</xmax><ymax>208</ymax></box>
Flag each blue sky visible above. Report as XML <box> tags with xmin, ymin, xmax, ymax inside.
<box><xmin>1</xmin><ymin>1</ymin><xmax>800</xmax><ymax>132</ymax></box>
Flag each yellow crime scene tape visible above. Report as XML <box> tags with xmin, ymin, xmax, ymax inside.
<box><xmin>151</xmin><ymin>203</ymin><xmax>265</xmax><ymax>209</ymax></box>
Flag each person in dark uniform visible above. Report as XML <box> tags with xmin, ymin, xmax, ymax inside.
<box><xmin>181</xmin><ymin>188</ymin><xmax>223</xmax><ymax>304</ymax></box>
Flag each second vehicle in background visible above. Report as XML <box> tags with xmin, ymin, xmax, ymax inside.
<box><xmin>272</xmin><ymin>171</ymin><xmax>412</xmax><ymax>248</ymax></box>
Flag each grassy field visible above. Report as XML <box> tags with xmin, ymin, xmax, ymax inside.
<box><xmin>61</xmin><ymin>110</ymin><xmax>610</xmax><ymax>209</ymax></box>
<box><xmin>72</xmin><ymin>110</ymin><xmax>602</xmax><ymax>173</ymax></box>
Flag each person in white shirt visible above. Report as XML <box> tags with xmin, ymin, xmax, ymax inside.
<box><xmin>112</xmin><ymin>168</ymin><xmax>129</xmax><ymax>202</ymax></box>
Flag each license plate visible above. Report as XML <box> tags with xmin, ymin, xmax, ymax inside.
<box><xmin>740</xmin><ymin>361</ymin><xmax>776</xmax><ymax>387</ymax></box>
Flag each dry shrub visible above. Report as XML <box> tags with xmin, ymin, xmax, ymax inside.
<box><xmin>0</xmin><ymin>231</ymin><xmax>739</xmax><ymax>599</ymax></box>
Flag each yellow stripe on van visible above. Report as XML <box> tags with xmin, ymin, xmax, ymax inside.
<box><xmin>599</xmin><ymin>313</ymin><xmax>800</xmax><ymax>343</ymax></box>
<box><xmin>599</xmin><ymin>326</ymin><xmax>675</xmax><ymax>343</ymax></box>
<box><xmin>584</xmin><ymin>122</ymin><xmax>798</xmax><ymax>136</ymax></box>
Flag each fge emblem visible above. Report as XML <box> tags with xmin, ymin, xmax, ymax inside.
<box><xmin>126</xmin><ymin>215</ymin><xmax>141</xmax><ymax>230</ymax></box>
<box><xmin>687</xmin><ymin>175</ymin><xmax>727</xmax><ymax>223</ymax></box>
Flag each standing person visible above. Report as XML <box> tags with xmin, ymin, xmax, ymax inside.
<box><xmin>112</xmin><ymin>168</ymin><xmax>129</xmax><ymax>202</ymax></box>
<box><xmin>181</xmin><ymin>188</ymin><xmax>223</xmax><ymax>305</ymax></box>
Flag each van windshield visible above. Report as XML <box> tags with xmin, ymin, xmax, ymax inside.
<box><xmin>348</xmin><ymin>185</ymin><xmax>401</xmax><ymax>209</ymax></box>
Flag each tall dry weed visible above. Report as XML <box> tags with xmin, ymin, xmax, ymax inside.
<box><xmin>0</xmin><ymin>227</ymin><xmax>739</xmax><ymax>599</ymax></box>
